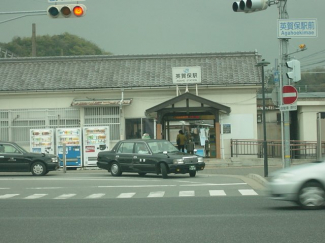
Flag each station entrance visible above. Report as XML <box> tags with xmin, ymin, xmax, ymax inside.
<box><xmin>145</xmin><ymin>92</ymin><xmax>231</xmax><ymax>159</ymax></box>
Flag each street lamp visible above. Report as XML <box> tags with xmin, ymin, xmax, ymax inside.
<box><xmin>256</xmin><ymin>59</ymin><xmax>270</xmax><ymax>177</ymax></box>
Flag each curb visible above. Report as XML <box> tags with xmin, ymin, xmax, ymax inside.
<box><xmin>248</xmin><ymin>173</ymin><xmax>269</xmax><ymax>187</ymax></box>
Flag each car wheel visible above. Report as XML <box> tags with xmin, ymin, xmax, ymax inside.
<box><xmin>110</xmin><ymin>162</ymin><xmax>122</xmax><ymax>176</ymax></box>
<box><xmin>138</xmin><ymin>173</ymin><xmax>146</xmax><ymax>176</ymax></box>
<box><xmin>31</xmin><ymin>162</ymin><xmax>46</xmax><ymax>176</ymax></box>
<box><xmin>189</xmin><ymin>171</ymin><xmax>196</xmax><ymax>177</ymax></box>
<box><xmin>160</xmin><ymin>163</ymin><xmax>168</xmax><ymax>179</ymax></box>
<box><xmin>298</xmin><ymin>181</ymin><xmax>325</xmax><ymax>209</ymax></box>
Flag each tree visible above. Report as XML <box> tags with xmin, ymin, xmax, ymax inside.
<box><xmin>0</xmin><ymin>33</ymin><xmax>111</xmax><ymax>57</ymax></box>
<box><xmin>296</xmin><ymin>67</ymin><xmax>325</xmax><ymax>92</ymax></box>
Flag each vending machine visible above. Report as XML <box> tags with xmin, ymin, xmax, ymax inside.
<box><xmin>56</xmin><ymin>128</ymin><xmax>82</xmax><ymax>168</ymax></box>
<box><xmin>30</xmin><ymin>129</ymin><xmax>55</xmax><ymax>154</ymax></box>
<box><xmin>83</xmin><ymin>126</ymin><xmax>109</xmax><ymax>166</ymax></box>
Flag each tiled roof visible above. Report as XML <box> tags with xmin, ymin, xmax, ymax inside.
<box><xmin>0</xmin><ymin>52</ymin><xmax>262</xmax><ymax>92</ymax></box>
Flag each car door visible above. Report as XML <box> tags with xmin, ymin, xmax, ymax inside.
<box><xmin>115</xmin><ymin>142</ymin><xmax>135</xmax><ymax>172</ymax></box>
<box><xmin>133</xmin><ymin>142</ymin><xmax>156</xmax><ymax>173</ymax></box>
<box><xmin>0</xmin><ymin>144</ymin><xmax>30</xmax><ymax>172</ymax></box>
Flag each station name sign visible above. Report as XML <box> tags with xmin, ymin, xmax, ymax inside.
<box><xmin>277</xmin><ymin>19</ymin><xmax>317</xmax><ymax>38</ymax></box>
<box><xmin>172</xmin><ymin>66</ymin><xmax>201</xmax><ymax>84</ymax></box>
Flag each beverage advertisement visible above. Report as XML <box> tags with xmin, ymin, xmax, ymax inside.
<box><xmin>56</xmin><ymin>127</ymin><xmax>82</xmax><ymax>167</ymax></box>
<box><xmin>83</xmin><ymin>126</ymin><xmax>109</xmax><ymax>166</ymax></box>
<box><xmin>30</xmin><ymin>129</ymin><xmax>55</xmax><ymax>154</ymax></box>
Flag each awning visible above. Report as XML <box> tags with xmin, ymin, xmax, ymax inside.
<box><xmin>71</xmin><ymin>98</ymin><xmax>132</xmax><ymax>107</ymax></box>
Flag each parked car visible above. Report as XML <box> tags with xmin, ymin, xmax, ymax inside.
<box><xmin>0</xmin><ymin>141</ymin><xmax>59</xmax><ymax>176</ymax></box>
<box><xmin>97</xmin><ymin>139</ymin><xmax>205</xmax><ymax>178</ymax></box>
<box><xmin>268</xmin><ymin>161</ymin><xmax>325</xmax><ymax>209</ymax></box>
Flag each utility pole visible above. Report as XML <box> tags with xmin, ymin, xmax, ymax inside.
<box><xmin>232</xmin><ymin>0</ymin><xmax>295</xmax><ymax>168</ymax></box>
<box><xmin>278</xmin><ymin>0</ymin><xmax>291</xmax><ymax>168</ymax></box>
<box><xmin>32</xmin><ymin>23</ymin><xmax>36</xmax><ymax>57</ymax></box>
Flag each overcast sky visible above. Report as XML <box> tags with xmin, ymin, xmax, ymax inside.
<box><xmin>1</xmin><ymin>0</ymin><xmax>323</xmax><ymax>71</ymax></box>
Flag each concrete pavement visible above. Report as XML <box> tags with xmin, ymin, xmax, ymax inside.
<box><xmin>202</xmin><ymin>157</ymin><xmax>313</xmax><ymax>187</ymax></box>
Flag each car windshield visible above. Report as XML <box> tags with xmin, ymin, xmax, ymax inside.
<box><xmin>147</xmin><ymin>141</ymin><xmax>179</xmax><ymax>154</ymax></box>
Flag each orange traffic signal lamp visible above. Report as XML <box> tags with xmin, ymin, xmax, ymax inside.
<box><xmin>47</xmin><ymin>4</ymin><xmax>86</xmax><ymax>18</ymax></box>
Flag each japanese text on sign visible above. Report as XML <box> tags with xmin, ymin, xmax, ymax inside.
<box><xmin>280</xmin><ymin>104</ymin><xmax>297</xmax><ymax>112</ymax></box>
<box><xmin>278</xmin><ymin>19</ymin><xmax>317</xmax><ymax>38</ymax></box>
<box><xmin>172</xmin><ymin>66</ymin><xmax>201</xmax><ymax>84</ymax></box>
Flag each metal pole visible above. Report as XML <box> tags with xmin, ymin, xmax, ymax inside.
<box><xmin>63</xmin><ymin>143</ymin><xmax>66</xmax><ymax>173</ymax></box>
<box><xmin>317</xmin><ymin>112</ymin><xmax>321</xmax><ymax>159</ymax></box>
<box><xmin>257</xmin><ymin>60</ymin><xmax>270</xmax><ymax>177</ymax></box>
<box><xmin>262</xmin><ymin>66</ymin><xmax>268</xmax><ymax>177</ymax></box>
<box><xmin>278</xmin><ymin>0</ymin><xmax>291</xmax><ymax>168</ymax></box>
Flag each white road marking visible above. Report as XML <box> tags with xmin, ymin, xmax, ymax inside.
<box><xmin>147</xmin><ymin>191</ymin><xmax>165</xmax><ymax>198</ymax></box>
<box><xmin>0</xmin><ymin>194</ymin><xmax>19</xmax><ymax>199</ymax></box>
<box><xmin>0</xmin><ymin>188</ymin><xmax>9</xmax><ymax>190</ymax></box>
<box><xmin>98</xmin><ymin>185</ymin><xmax>176</xmax><ymax>188</ymax></box>
<box><xmin>27</xmin><ymin>187</ymin><xmax>62</xmax><ymax>189</ymax></box>
<box><xmin>209</xmin><ymin>190</ymin><xmax>226</xmax><ymax>196</ymax></box>
<box><xmin>238</xmin><ymin>189</ymin><xmax>258</xmax><ymax>196</ymax></box>
<box><xmin>117</xmin><ymin>193</ymin><xmax>136</xmax><ymax>198</ymax></box>
<box><xmin>54</xmin><ymin>194</ymin><xmax>76</xmax><ymax>199</ymax></box>
<box><xmin>180</xmin><ymin>183</ymin><xmax>247</xmax><ymax>186</ymax></box>
<box><xmin>24</xmin><ymin>194</ymin><xmax>48</xmax><ymax>199</ymax></box>
<box><xmin>179</xmin><ymin>191</ymin><xmax>195</xmax><ymax>197</ymax></box>
<box><xmin>85</xmin><ymin>193</ymin><xmax>105</xmax><ymax>199</ymax></box>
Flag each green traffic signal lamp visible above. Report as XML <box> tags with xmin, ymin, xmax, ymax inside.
<box><xmin>48</xmin><ymin>6</ymin><xmax>60</xmax><ymax>18</ymax></box>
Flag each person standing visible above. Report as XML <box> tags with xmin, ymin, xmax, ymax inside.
<box><xmin>176</xmin><ymin>130</ymin><xmax>186</xmax><ymax>152</ymax></box>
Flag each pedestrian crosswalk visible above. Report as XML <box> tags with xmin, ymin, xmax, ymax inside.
<box><xmin>0</xmin><ymin>189</ymin><xmax>259</xmax><ymax>200</ymax></box>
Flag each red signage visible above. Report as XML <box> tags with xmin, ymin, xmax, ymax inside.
<box><xmin>282</xmin><ymin>85</ymin><xmax>298</xmax><ymax>105</ymax></box>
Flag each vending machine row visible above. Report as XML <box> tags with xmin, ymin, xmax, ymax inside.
<box><xmin>30</xmin><ymin>126</ymin><xmax>109</xmax><ymax>168</ymax></box>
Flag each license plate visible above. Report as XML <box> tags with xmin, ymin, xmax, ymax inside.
<box><xmin>189</xmin><ymin>165</ymin><xmax>196</xmax><ymax>171</ymax></box>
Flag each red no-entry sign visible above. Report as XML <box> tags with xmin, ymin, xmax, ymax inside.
<box><xmin>282</xmin><ymin>85</ymin><xmax>298</xmax><ymax>104</ymax></box>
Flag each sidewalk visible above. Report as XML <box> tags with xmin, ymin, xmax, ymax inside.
<box><xmin>201</xmin><ymin>157</ymin><xmax>312</xmax><ymax>187</ymax></box>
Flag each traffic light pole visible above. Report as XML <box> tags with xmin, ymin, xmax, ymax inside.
<box><xmin>278</xmin><ymin>0</ymin><xmax>291</xmax><ymax>168</ymax></box>
<box><xmin>0</xmin><ymin>10</ymin><xmax>46</xmax><ymax>24</ymax></box>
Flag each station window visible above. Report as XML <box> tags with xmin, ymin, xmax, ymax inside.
<box><xmin>125</xmin><ymin>118</ymin><xmax>154</xmax><ymax>139</ymax></box>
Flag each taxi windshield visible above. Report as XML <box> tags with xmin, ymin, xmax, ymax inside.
<box><xmin>147</xmin><ymin>141</ymin><xmax>179</xmax><ymax>154</ymax></box>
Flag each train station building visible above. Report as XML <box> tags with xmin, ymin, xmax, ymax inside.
<box><xmin>0</xmin><ymin>51</ymin><xmax>268</xmax><ymax>161</ymax></box>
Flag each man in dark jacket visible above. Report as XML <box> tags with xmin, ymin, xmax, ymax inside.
<box><xmin>176</xmin><ymin>130</ymin><xmax>186</xmax><ymax>152</ymax></box>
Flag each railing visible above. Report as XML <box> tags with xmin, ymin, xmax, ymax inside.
<box><xmin>231</xmin><ymin>139</ymin><xmax>325</xmax><ymax>159</ymax></box>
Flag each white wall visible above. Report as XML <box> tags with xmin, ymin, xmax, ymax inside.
<box><xmin>298</xmin><ymin>105</ymin><xmax>325</xmax><ymax>141</ymax></box>
<box><xmin>0</xmin><ymin>86</ymin><xmax>258</xmax><ymax>158</ymax></box>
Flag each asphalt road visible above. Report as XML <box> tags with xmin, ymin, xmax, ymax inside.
<box><xmin>0</xmin><ymin>170</ymin><xmax>324</xmax><ymax>243</ymax></box>
<box><xmin>1</xmin><ymin>196</ymin><xmax>325</xmax><ymax>243</ymax></box>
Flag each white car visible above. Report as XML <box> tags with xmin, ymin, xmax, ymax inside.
<box><xmin>268</xmin><ymin>161</ymin><xmax>325</xmax><ymax>209</ymax></box>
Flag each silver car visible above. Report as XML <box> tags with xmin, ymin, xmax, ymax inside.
<box><xmin>268</xmin><ymin>161</ymin><xmax>325</xmax><ymax>209</ymax></box>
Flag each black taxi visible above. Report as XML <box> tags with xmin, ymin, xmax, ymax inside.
<box><xmin>0</xmin><ymin>141</ymin><xmax>59</xmax><ymax>176</ymax></box>
<box><xmin>97</xmin><ymin>139</ymin><xmax>205</xmax><ymax>178</ymax></box>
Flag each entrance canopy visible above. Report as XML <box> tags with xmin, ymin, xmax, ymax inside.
<box><xmin>145</xmin><ymin>92</ymin><xmax>231</xmax><ymax>123</ymax></box>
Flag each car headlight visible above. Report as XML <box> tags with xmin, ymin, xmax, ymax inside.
<box><xmin>272</xmin><ymin>172</ymin><xmax>294</xmax><ymax>182</ymax></box>
<box><xmin>197</xmin><ymin>157</ymin><xmax>204</xmax><ymax>163</ymax></box>
<box><xmin>173</xmin><ymin>159</ymin><xmax>184</xmax><ymax>164</ymax></box>
<box><xmin>51</xmin><ymin>157</ymin><xmax>58</xmax><ymax>163</ymax></box>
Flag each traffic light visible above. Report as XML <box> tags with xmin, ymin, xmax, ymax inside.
<box><xmin>286</xmin><ymin>59</ymin><xmax>301</xmax><ymax>82</ymax></box>
<box><xmin>47</xmin><ymin>4</ymin><xmax>86</xmax><ymax>18</ymax></box>
<box><xmin>232</xmin><ymin>0</ymin><xmax>269</xmax><ymax>13</ymax></box>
